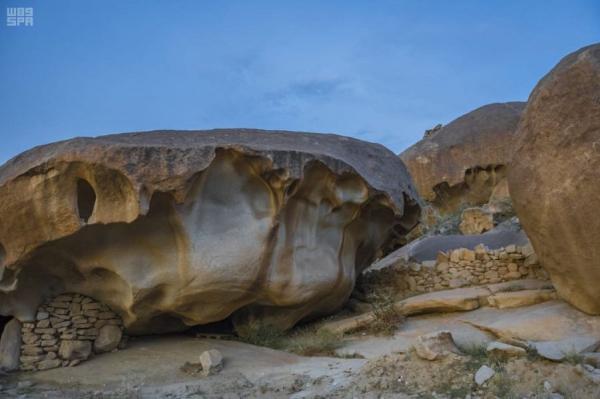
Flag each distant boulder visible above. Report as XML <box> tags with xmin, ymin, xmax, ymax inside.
<box><xmin>401</xmin><ymin>102</ymin><xmax>525</xmax><ymax>213</ymax></box>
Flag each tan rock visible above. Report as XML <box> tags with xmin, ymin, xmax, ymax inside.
<box><xmin>58</xmin><ymin>340</ymin><xmax>92</xmax><ymax>361</ymax></box>
<box><xmin>0</xmin><ymin>130</ymin><xmax>421</xmax><ymax>334</ymax></box>
<box><xmin>488</xmin><ymin>289</ymin><xmax>557</xmax><ymax>309</ymax></box>
<box><xmin>94</xmin><ymin>325</ymin><xmax>122</xmax><ymax>353</ymax></box>
<box><xmin>199</xmin><ymin>349</ymin><xmax>224</xmax><ymax>376</ymax></box>
<box><xmin>413</xmin><ymin>330</ymin><xmax>461</xmax><ymax>360</ymax></box>
<box><xmin>459</xmin><ymin>207</ymin><xmax>494</xmax><ymax>235</ymax></box>
<box><xmin>400</xmin><ymin>102</ymin><xmax>525</xmax><ymax>213</ymax></box>
<box><xmin>508</xmin><ymin>44</ymin><xmax>600</xmax><ymax>314</ymax></box>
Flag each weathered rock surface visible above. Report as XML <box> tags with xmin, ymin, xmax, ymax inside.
<box><xmin>401</xmin><ymin>102</ymin><xmax>525</xmax><ymax>212</ymax></box>
<box><xmin>508</xmin><ymin>44</ymin><xmax>600</xmax><ymax>314</ymax></box>
<box><xmin>413</xmin><ymin>330</ymin><xmax>461</xmax><ymax>360</ymax></box>
<box><xmin>459</xmin><ymin>207</ymin><xmax>494</xmax><ymax>235</ymax></box>
<box><xmin>0</xmin><ymin>130</ymin><xmax>421</xmax><ymax>334</ymax></box>
<box><xmin>94</xmin><ymin>325</ymin><xmax>122</xmax><ymax>353</ymax></box>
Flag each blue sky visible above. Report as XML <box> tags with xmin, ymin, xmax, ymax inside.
<box><xmin>0</xmin><ymin>1</ymin><xmax>598</xmax><ymax>164</ymax></box>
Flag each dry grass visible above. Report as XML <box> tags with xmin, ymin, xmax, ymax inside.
<box><xmin>360</xmin><ymin>291</ymin><xmax>404</xmax><ymax>336</ymax></box>
<box><xmin>235</xmin><ymin>321</ymin><xmax>344</xmax><ymax>357</ymax></box>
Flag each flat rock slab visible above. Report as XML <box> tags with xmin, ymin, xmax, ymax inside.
<box><xmin>488</xmin><ymin>289</ymin><xmax>557</xmax><ymax>309</ymax></box>
<box><xmin>25</xmin><ymin>334</ymin><xmax>366</xmax><ymax>395</ymax></box>
<box><xmin>531</xmin><ymin>337</ymin><xmax>600</xmax><ymax>362</ymax></box>
<box><xmin>371</xmin><ymin>228</ymin><xmax>529</xmax><ymax>265</ymax></box>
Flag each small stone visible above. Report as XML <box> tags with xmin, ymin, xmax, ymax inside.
<box><xmin>41</xmin><ymin>339</ymin><xmax>59</xmax><ymax>347</ymax></box>
<box><xmin>36</xmin><ymin>319</ymin><xmax>50</xmax><ymax>328</ymax></box>
<box><xmin>21</xmin><ymin>345</ymin><xmax>44</xmax><ymax>355</ymax></box>
<box><xmin>461</xmin><ymin>249</ymin><xmax>476</xmax><ymax>261</ymax></box>
<box><xmin>474</xmin><ymin>365</ymin><xmax>495</xmax><ymax>385</ymax></box>
<box><xmin>37</xmin><ymin>358</ymin><xmax>62</xmax><ymax>370</ymax></box>
<box><xmin>199</xmin><ymin>349</ymin><xmax>223</xmax><ymax>376</ymax></box>
<box><xmin>436</xmin><ymin>262</ymin><xmax>449</xmax><ymax>273</ymax></box>
<box><xmin>94</xmin><ymin>325</ymin><xmax>122</xmax><ymax>353</ymax></box>
<box><xmin>50</xmin><ymin>301</ymin><xmax>70</xmax><ymax>309</ymax></box>
<box><xmin>70</xmin><ymin>303</ymin><xmax>82</xmax><ymax>314</ymax></box>
<box><xmin>82</xmin><ymin>303</ymin><xmax>101</xmax><ymax>311</ymax></box>
<box><xmin>421</xmin><ymin>260</ymin><xmax>436</xmax><ymax>269</ymax></box>
<box><xmin>34</xmin><ymin>328</ymin><xmax>56</xmax><ymax>335</ymax></box>
<box><xmin>505</xmin><ymin>244</ymin><xmax>516</xmax><ymax>253</ymax></box>
<box><xmin>97</xmin><ymin>312</ymin><xmax>115</xmax><ymax>320</ymax></box>
<box><xmin>36</xmin><ymin>311</ymin><xmax>49</xmax><ymax>321</ymax></box>
<box><xmin>413</xmin><ymin>331</ymin><xmax>461</xmax><ymax>361</ymax></box>
<box><xmin>58</xmin><ymin>340</ymin><xmax>92</xmax><ymax>361</ymax></box>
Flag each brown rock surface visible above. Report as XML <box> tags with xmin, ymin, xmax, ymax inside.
<box><xmin>508</xmin><ymin>44</ymin><xmax>600</xmax><ymax>314</ymax></box>
<box><xmin>0</xmin><ymin>129</ymin><xmax>421</xmax><ymax>334</ymax></box>
<box><xmin>400</xmin><ymin>102</ymin><xmax>525</xmax><ymax>212</ymax></box>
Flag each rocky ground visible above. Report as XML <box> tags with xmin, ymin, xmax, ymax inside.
<box><xmin>3</xmin><ymin>292</ymin><xmax>600</xmax><ymax>398</ymax></box>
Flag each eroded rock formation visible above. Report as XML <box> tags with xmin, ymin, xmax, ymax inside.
<box><xmin>508</xmin><ymin>44</ymin><xmax>600</xmax><ymax>314</ymax></box>
<box><xmin>400</xmin><ymin>102</ymin><xmax>525</xmax><ymax>213</ymax></box>
<box><xmin>0</xmin><ymin>129</ymin><xmax>421</xmax><ymax>334</ymax></box>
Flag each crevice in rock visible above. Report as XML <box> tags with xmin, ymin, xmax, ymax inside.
<box><xmin>76</xmin><ymin>178</ymin><xmax>96</xmax><ymax>223</ymax></box>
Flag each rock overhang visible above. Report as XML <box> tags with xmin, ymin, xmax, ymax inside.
<box><xmin>0</xmin><ymin>129</ymin><xmax>422</xmax><ymax>334</ymax></box>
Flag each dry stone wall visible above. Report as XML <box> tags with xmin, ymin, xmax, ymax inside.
<box><xmin>20</xmin><ymin>293</ymin><xmax>124</xmax><ymax>371</ymax></box>
<box><xmin>360</xmin><ymin>244</ymin><xmax>549</xmax><ymax>299</ymax></box>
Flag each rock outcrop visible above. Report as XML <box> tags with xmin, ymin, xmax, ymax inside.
<box><xmin>508</xmin><ymin>44</ymin><xmax>600</xmax><ymax>314</ymax></box>
<box><xmin>0</xmin><ymin>129</ymin><xmax>421</xmax><ymax>334</ymax></box>
<box><xmin>400</xmin><ymin>102</ymin><xmax>525</xmax><ymax>213</ymax></box>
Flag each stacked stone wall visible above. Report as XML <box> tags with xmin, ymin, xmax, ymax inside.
<box><xmin>20</xmin><ymin>293</ymin><xmax>124</xmax><ymax>371</ymax></box>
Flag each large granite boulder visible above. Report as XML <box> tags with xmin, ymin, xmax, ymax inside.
<box><xmin>400</xmin><ymin>102</ymin><xmax>525</xmax><ymax>213</ymax></box>
<box><xmin>508</xmin><ymin>44</ymin><xmax>600</xmax><ymax>314</ymax></box>
<box><xmin>0</xmin><ymin>129</ymin><xmax>421</xmax><ymax>333</ymax></box>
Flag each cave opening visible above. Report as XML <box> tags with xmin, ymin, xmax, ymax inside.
<box><xmin>77</xmin><ymin>179</ymin><xmax>96</xmax><ymax>223</ymax></box>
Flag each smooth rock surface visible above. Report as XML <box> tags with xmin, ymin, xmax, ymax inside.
<box><xmin>0</xmin><ymin>318</ymin><xmax>21</xmax><ymax>371</ymax></box>
<box><xmin>0</xmin><ymin>130</ymin><xmax>421</xmax><ymax>334</ymax></box>
<box><xmin>94</xmin><ymin>325</ymin><xmax>122</xmax><ymax>353</ymax></box>
<box><xmin>199</xmin><ymin>349</ymin><xmax>224</xmax><ymax>376</ymax></box>
<box><xmin>474</xmin><ymin>365</ymin><xmax>495</xmax><ymax>385</ymax></box>
<box><xmin>508</xmin><ymin>44</ymin><xmax>600</xmax><ymax>314</ymax></box>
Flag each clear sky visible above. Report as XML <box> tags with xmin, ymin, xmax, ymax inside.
<box><xmin>0</xmin><ymin>1</ymin><xmax>598</xmax><ymax>164</ymax></box>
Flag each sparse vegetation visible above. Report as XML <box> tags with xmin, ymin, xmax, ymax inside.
<box><xmin>361</xmin><ymin>291</ymin><xmax>404</xmax><ymax>336</ymax></box>
<box><xmin>563</xmin><ymin>350</ymin><xmax>584</xmax><ymax>365</ymax></box>
<box><xmin>235</xmin><ymin>321</ymin><xmax>344</xmax><ymax>357</ymax></box>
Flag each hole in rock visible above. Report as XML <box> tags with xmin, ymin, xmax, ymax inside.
<box><xmin>77</xmin><ymin>179</ymin><xmax>96</xmax><ymax>223</ymax></box>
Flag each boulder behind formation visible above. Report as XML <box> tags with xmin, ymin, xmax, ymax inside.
<box><xmin>508</xmin><ymin>43</ymin><xmax>600</xmax><ymax>314</ymax></box>
<box><xmin>400</xmin><ymin>102</ymin><xmax>525</xmax><ymax>213</ymax></box>
<box><xmin>0</xmin><ymin>129</ymin><xmax>421</xmax><ymax>334</ymax></box>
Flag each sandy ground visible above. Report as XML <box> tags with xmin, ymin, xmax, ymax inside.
<box><xmin>0</xmin><ymin>334</ymin><xmax>368</xmax><ymax>398</ymax></box>
<box><xmin>2</xmin><ymin>300</ymin><xmax>600</xmax><ymax>398</ymax></box>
